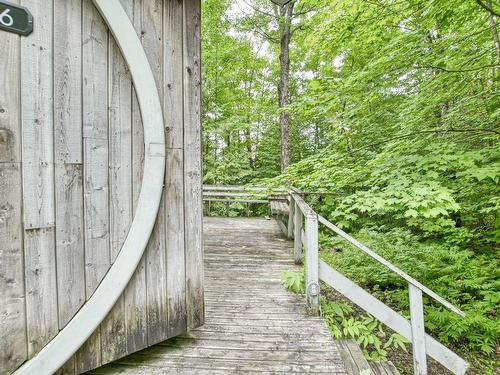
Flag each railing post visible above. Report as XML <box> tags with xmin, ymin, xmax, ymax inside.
<box><xmin>409</xmin><ymin>284</ymin><xmax>427</xmax><ymax>375</ymax></box>
<box><xmin>287</xmin><ymin>195</ymin><xmax>295</xmax><ymax>239</ymax></box>
<box><xmin>305</xmin><ymin>214</ymin><xmax>320</xmax><ymax>315</ymax></box>
<box><xmin>293</xmin><ymin>202</ymin><xmax>302</xmax><ymax>264</ymax></box>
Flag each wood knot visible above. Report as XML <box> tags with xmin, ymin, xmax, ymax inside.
<box><xmin>0</xmin><ymin>128</ymin><xmax>12</xmax><ymax>145</ymax></box>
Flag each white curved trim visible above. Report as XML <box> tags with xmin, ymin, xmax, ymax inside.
<box><xmin>13</xmin><ymin>1</ymin><xmax>166</xmax><ymax>374</ymax></box>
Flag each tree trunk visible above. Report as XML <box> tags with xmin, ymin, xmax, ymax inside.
<box><xmin>278</xmin><ymin>2</ymin><xmax>295</xmax><ymax>172</ymax></box>
<box><xmin>244</xmin><ymin>66</ymin><xmax>255</xmax><ymax>169</ymax></box>
<box><xmin>245</xmin><ymin>127</ymin><xmax>253</xmax><ymax>168</ymax></box>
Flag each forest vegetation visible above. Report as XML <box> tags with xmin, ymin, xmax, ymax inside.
<box><xmin>201</xmin><ymin>0</ymin><xmax>499</xmax><ymax>373</ymax></box>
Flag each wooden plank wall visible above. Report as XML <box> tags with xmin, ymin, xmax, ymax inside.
<box><xmin>0</xmin><ymin>0</ymin><xmax>203</xmax><ymax>374</ymax></box>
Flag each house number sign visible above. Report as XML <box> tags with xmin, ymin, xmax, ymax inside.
<box><xmin>0</xmin><ymin>1</ymin><xmax>33</xmax><ymax>36</ymax></box>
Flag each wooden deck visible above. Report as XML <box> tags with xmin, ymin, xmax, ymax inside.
<box><xmin>88</xmin><ymin>217</ymin><xmax>348</xmax><ymax>374</ymax></box>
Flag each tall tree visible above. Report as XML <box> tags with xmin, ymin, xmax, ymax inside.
<box><xmin>276</xmin><ymin>0</ymin><xmax>295</xmax><ymax>172</ymax></box>
<box><xmin>241</xmin><ymin>0</ymin><xmax>314</xmax><ymax>171</ymax></box>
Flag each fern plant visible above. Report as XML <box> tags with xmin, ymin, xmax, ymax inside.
<box><xmin>281</xmin><ymin>271</ymin><xmax>412</xmax><ymax>362</ymax></box>
<box><xmin>280</xmin><ymin>270</ymin><xmax>305</xmax><ymax>294</ymax></box>
<box><xmin>320</xmin><ymin>298</ymin><xmax>409</xmax><ymax>361</ymax></box>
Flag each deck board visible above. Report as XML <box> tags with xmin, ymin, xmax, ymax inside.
<box><xmin>88</xmin><ymin>217</ymin><xmax>348</xmax><ymax>374</ymax></box>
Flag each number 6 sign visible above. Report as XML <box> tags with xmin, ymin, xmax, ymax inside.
<box><xmin>0</xmin><ymin>1</ymin><xmax>33</xmax><ymax>36</ymax></box>
<box><xmin>0</xmin><ymin>8</ymin><xmax>14</xmax><ymax>26</ymax></box>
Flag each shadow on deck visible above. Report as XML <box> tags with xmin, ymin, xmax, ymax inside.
<box><xmin>88</xmin><ymin>217</ymin><xmax>348</xmax><ymax>374</ymax></box>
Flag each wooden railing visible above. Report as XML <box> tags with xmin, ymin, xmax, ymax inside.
<box><xmin>202</xmin><ymin>185</ymin><xmax>286</xmax><ymax>217</ymax></box>
<box><xmin>286</xmin><ymin>189</ymin><xmax>468</xmax><ymax>375</ymax></box>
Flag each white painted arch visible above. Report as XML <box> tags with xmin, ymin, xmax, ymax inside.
<box><xmin>13</xmin><ymin>0</ymin><xmax>166</xmax><ymax>373</ymax></box>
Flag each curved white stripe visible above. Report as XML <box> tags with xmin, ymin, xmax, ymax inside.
<box><xmin>14</xmin><ymin>1</ymin><xmax>166</xmax><ymax>374</ymax></box>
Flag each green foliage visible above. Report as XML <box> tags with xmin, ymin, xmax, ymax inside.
<box><xmin>280</xmin><ymin>270</ymin><xmax>305</xmax><ymax>294</ymax></box>
<box><xmin>284</xmin><ymin>141</ymin><xmax>499</xmax><ymax>246</ymax></box>
<box><xmin>321</xmin><ymin>297</ymin><xmax>410</xmax><ymax>361</ymax></box>
<box><xmin>319</xmin><ymin>229</ymin><xmax>500</xmax><ymax>355</ymax></box>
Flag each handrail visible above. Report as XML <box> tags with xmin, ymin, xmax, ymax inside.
<box><xmin>286</xmin><ymin>188</ymin><xmax>468</xmax><ymax>375</ymax></box>
<box><xmin>318</xmin><ymin>261</ymin><xmax>468</xmax><ymax>375</ymax></box>
<box><xmin>204</xmin><ymin>192</ymin><xmax>268</xmax><ymax>198</ymax></box>
<box><xmin>317</xmin><ymin>215</ymin><xmax>464</xmax><ymax>317</ymax></box>
<box><xmin>290</xmin><ymin>192</ymin><xmax>316</xmax><ymax>218</ymax></box>
<box><xmin>203</xmin><ymin>184</ymin><xmax>286</xmax><ymax>192</ymax></box>
<box><xmin>202</xmin><ymin>185</ymin><xmax>287</xmax><ymax>217</ymax></box>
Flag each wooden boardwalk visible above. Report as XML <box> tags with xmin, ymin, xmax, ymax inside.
<box><xmin>88</xmin><ymin>217</ymin><xmax>348</xmax><ymax>374</ymax></box>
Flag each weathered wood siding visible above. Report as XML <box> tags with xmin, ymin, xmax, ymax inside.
<box><xmin>0</xmin><ymin>0</ymin><xmax>203</xmax><ymax>374</ymax></box>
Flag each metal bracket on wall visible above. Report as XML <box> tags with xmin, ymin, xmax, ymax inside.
<box><xmin>13</xmin><ymin>0</ymin><xmax>165</xmax><ymax>374</ymax></box>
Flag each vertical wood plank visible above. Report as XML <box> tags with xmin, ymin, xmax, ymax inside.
<box><xmin>54</xmin><ymin>164</ymin><xmax>85</xmax><ymax>326</ymax></box>
<box><xmin>20</xmin><ymin>0</ymin><xmax>59</xmax><ymax>358</ymax></box>
<box><xmin>132</xmin><ymin>0</ymin><xmax>170</xmax><ymax>346</ymax></box>
<box><xmin>24</xmin><ymin>228</ymin><xmax>58</xmax><ymax>356</ymax></box>
<box><xmin>164</xmin><ymin>0</ymin><xmax>184</xmax><ymax>149</ymax></box>
<box><xmin>145</xmin><ymin>195</ymin><xmax>168</xmax><ymax>345</ymax></box>
<box><xmin>0</xmin><ymin>27</ymin><xmax>21</xmax><ymax>163</ymax></box>
<box><xmin>124</xmin><ymin>247</ymin><xmax>148</xmax><ymax>353</ymax></box>
<box><xmin>0</xmin><ymin>7</ymin><xmax>27</xmax><ymax>372</ymax></box>
<box><xmin>20</xmin><ymin>0</ymin><xmax>55</xmax><ymax>230</ymax></box>
<box><xmin>54</xmin><ymin>0</ymin><xmax>85</xmax><ymax>329</ymax></box>
<box><xmin>164</xmin><ymin>0</ymin><xmax>187</xmax><ymax>338</ymax></box>
<box><xmin>82</xmin><ymin>0</ymin><xmax>108</xmax><ymax>139</ymax></box>
<box><xmin>183</xmin><ymin>0</ymin><xmax>204</xmax><ymax>329</ymax></box>
<box><xmin>83</xmin><ymin>138</ymin><xmax>110</xmax><ymax>294</ymax></box>
<box><xmin>77</xmin><ymin>0</ymin><xmax>110</xmax><ymax>370</ymax></box>
<box><xmin>293</xmin><ymin>202</ymin><xmax>302</xmax><ymax>264</ymax></box>
<box><xmin>82</xmin><ymin>0</ymin><xmax>110</xmax><ymax>298</ymax></box>
<box><xmin>409</xmin><ymin>284</ymin><xmax>428</xmax><ymax>375</ymax></box>
<box><xmin>100</xmin><ymin>0</ymin><xmax>134</xmax><ymax>363</ymax></box>
<box><xmin>54</xmin><ymin>0</ymin><xmax>83</xmax><ymax>165</ymax></box>
<box><xmin>166</xmin><ymin>149</ymin><xmax>187</xmax><ymax>337</ymax></box>
<box><xmin>305</xmin><ymin>215</ymin><xmax>319</xmax><ymax>315</ymax></box>
<box><xmin>0</xmin><ymin>164</ymin><xmax>26</xmax><ymax>373</ymax></box>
